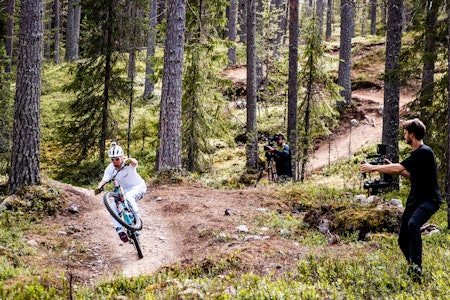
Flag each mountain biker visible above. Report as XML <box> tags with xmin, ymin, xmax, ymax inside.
<box><xmin>95</xmin><ymin>142</ymin><xmax>147</xmax><ymax>243</ymax></box>
<box><xmin>360</xmin><ymin>118</ymin><xmax>442</xmax><ymax>282</ymax></box>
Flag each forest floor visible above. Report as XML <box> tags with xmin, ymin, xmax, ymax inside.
<box><xmin>24</xmin><ymin>56</ymin><xmax>417</xmax><ymax>287</ymax></box>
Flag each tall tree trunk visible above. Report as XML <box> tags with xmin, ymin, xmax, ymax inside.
<box><xmin>8</xmin><ymin>0</ymin><xmax>43</xmax><ymax>194</ymax></box>
<box><xmin>184</xmin><ymin>1</ymin><xmax>203</xmax><ymax>172</ymax></box>
<box><xmin>65</xmin><ymin>0</ymin><xmax>75</xmax><ymax>61</ymax></box>
<box><xmin>403</xmin><ymin>1</ymin><xmax>412</xmax><ymax>31</ymax></box>
<box><xmin>325</xmin><ymin>0</ymin><xmax>332</xmax><ymax>40</ymax></box>
<box><xmin>144</xmin><ymin>0</ymin><xmax>158</xmax><ymax>98</ymax></box>
<box><xmin>288</xmin><ymin>0</ymin><xmax>299</xmax><ymax>180</ymax></box>
<box><xmin>381</xmin><ymin>0</ymin><xmax>402</xmax><ymax>184</ymax></box>
<box><xmin>228</xmin><ymin>0</ymin><xmax>237</xmax><ymax>65</ymax></box>
<box><xmin>337</xmin><ymin>0</ymin><xmax>354</xmax><ymax>108</ymax></box>
<box><xmin>370</xmin><ymin>0</ymin><xmax>377</xmax><ymax>35</ymax></box>
<box><xmin>73</xmin><ymin>1</ymin><xmax>81</xmax><ymax>58</ymax></box>
<box><xmin>44</xmin><ymin>1</ymin><xmax>51</xmax><ymax>59</ymax></box>
<box><xmin>246</xmin><ymin>0</ymin><xmax>258</xmax><ymax>171</ymax></box>
<box><xmin>127</xmin><ymin>2</ymin><xmax>138</xmax><ymax>156</ymax></box>
<box><xmin>53</xmin><ymin>0</ymin><xmax>61</xmax><ymax>63</ymax></box>
<box><xmin>419</xmin><ymin>0</ymin><xmax>441</xmax><ymax>126</ymax></box>
<box><xmin>238</xmin><ymin>0</ymin><xmax>247</xmax><ymax>43</ymax></box>
<box><xmin>100</xmin><ymin>1</ymin><xmax>114</xmax><ymax>162</ymax></box>
<box><xmin>315</xmin><ymin>0</ymin><xmax>324</xmax><ymax>37</ymax></box>
<box><xmin>65</xmin><ymin>0</ymin><xmax>80</xmax><ymax>61</ymax></box>
<box><xmin>5</xmin><ymin>0</ymin><xmax>15</xmax><ymax>73</ymax></box>
<box><xmin>157</xmin><ymin>0</ymin><xmax>185</xmax><ymax>171</ymax></box>
<box><xmin>360</xmin><ymin>0</ymin><xmax>366</xmax><ymax>36</ymax></box>
<box><xmin>255</xmin><ymin>0</ymin><xmax>264</xmax><ymax>90</ymax></box>
<box><xmin>446</xmin><ymin>0</ymin><xmax>450</xmax><ymax>229</ymax></box>
<box><xmin>157</xmin><ymin>0</ymin><xmax>166</xmax><ymax>23</ymax></box>
<box><xmin>272</xmin><ymin>0</ymin><xmax>288</xmax><ymax>58</ymax></box>
<box><xmin>300</xmin><ymin>54</ymin><xmax>314</xmax><ymax>182</ymax></box>
<box><xmin>381</xmin><ymin>0</ymin><xmax>387</xmax><ymax>30</ymax></box>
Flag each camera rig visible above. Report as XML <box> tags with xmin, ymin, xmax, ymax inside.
<box><xmin>263</xmin><ymin>135</ymin><xmax>279</xmax><ymax>151</ymax></box>
<box><xmin>362</xmin><ymin>144</ymin><xmax>394</xmax><ymax>195</ymax></box>
<box><xmin>255</xmin><ymin>134</ymin><xmax>281</xmax><ymax>185</ymax></box>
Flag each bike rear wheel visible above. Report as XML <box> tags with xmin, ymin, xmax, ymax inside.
<box><xmin>104</xmin><ymin>192</ymin><xmax>143</xmax><ymax>231</ymax></box>
<box><xmin>129</xmin><ymin>231</ymin><xmax>143</xmax><ymax>259</ymax></box>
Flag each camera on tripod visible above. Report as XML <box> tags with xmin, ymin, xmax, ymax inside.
<box><xmin>362</xmin><ymin>144</ymin><xmax>393</xmax><ymax>195</ymax></box>
<box><xmin>263</xmin><ymin>135</ymin><xmax>280</xmax><ymax>151</ymax></box>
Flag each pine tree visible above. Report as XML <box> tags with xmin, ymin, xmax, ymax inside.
<box><xmin>53</xmin><ymin>0</ymin><xmax>61</xmax><ymax>64</ymax></box>
<box><xmin>182</xmin><ymin>0</ymin><xmax>229</xmax><ymax>173</ymax></box>
<box><xmin>381</xmin><ymin>0</ymin><xmax>402</xmax><ymax>176</ymax></box>
<box><xmin>337</xmin><ymin>0</ymin><xmax>354</xmax><ymax>108</ymax></box>
<box><xmin>5</xmin><ymin>0</ymin><xmax>15</xmax><ymax>73</ymax></box>
<box><xmin>447</xmin><ymin>0</ymin><xmax>450</xmax><ymax>229</ymax></box>
<box><xmin>0</xmin><ymin>45</ymin><xmax>13</xmax><ymax>173</ymax></box>
<box><xmin>65</xmin><ymin>0</ymin><xmax>80</xmax><ymax>62</ymax></box>
<box><xmin>8</xmin><ymin>0</ymin><xmax>43</xmax><ymax>193</ymax></box>
<box><xmin>143</xmin><ymin>0</ymin><xmax>158</xmax><ymax>98</ymax></box>
<box><xmin>287</xmin><ymin>0</ymin><xmax>299</xmax><ymax>180</ymax></box>
<box><xmin>227</xmin><ymin>0</ymin><xmax>237</xmax><ymax>65</ymax></box>
<box><xmin>246</xmin><ymin>0</ymin><xmax>259</xmax><ymax>171</ymax></box>
<box><xmin>419</xmin><ymin>0</ymin><xmax>442</xmax><ymax>128</ymax></box>
<box><xmin>61</xmin><ymin>0</ymin><xmax>139</xmax><ymax>163</ymax></box>
<box><xmin>156</xmin><ymin>0</ymin><xmax>186</xmax><ymax>172</ymax></box>
<box><xmin>298</xmin><ymin>17</ymin><xmax>341</xmax><ymax>182</ymax></box>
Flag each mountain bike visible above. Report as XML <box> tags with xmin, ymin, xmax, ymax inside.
<box><xmin>98</xmin><ymin>171</ymin><xmax>144</xmax><ymax>259</ymax></box>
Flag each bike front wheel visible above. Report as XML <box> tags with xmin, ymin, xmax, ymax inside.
<box><xmin>129</xmin><ymin>231</ymin><xmax>143</xmax><ymax>259</ymax></box>
<box><xmin>104</xmin><ymin>192</ymin><xmax>143</xmax><ymax>231</ymax></box>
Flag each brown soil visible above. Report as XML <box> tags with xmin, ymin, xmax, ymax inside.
<box><xmin>33</xmin><ymin>179</ymin><xmax>376</xmax><ymax>286</ymax></box>
<box><xmin>25</xmin><ymin>64</ymin><xmax>416</xmax><ymax>287</ymax></box>
<box><xmin>32</xmin><ymin>181</ymin><xmax>307</xmax><ymax>285</ymax></box>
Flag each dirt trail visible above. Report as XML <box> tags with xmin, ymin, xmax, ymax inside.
<box><xmin>44</xmin><ymin>87</ymin><xmax>415</xmax><ymax>285</ymax></box>
<box><xmin>43</xmin><ymin>183</ymin><xmax>183</xmax><ymax>284</ymax></box>
<box><xmin>308</xmin><ymin>88</ymin><xmax>414</xmax><ymax>171</ymax></box>
<box><xmin>47</xmin><ymin>180</ymin><xmax>308</xmax><ymax>285</ymax></box>
<box><xmin>39</xmin><ymin>63</ymin><xmax>417</xmax><ymax>284</ymax></box>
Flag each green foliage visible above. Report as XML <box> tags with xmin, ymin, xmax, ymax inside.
<box><xmin>61</xmin><ymin>55</ymin><xmax>130</xmax><ymax>158</ymax></box>
<box><xmin>5</xmin><ymin>2</ymin><xmax>450</xmax><ymax>298</ymax></box>
<box><xmin>0</xmin><ymin>181</ymin><xmax>63</xmax><ymax>215</ymax></box>
<box><xmin>59</xmin><ymin>0</ymin><xmax>151</xmax><ymax>164</ymax></box>
<box><xmin>182</xmin><ymin>43</ymin><xmax>230</xmax><ymax>172</ymax></box>
<box><xmin>0</xmin><ymin>209</ymin><xmax>62</xmax><ymax>299</ymax></box>
<box><xmin>197</xmin><ymin>146</ymin><xmax>247</xmax><ymax>188</ymax></box>
<box><xmin>0</xmin><ymin>211</ymin><xmax>35</xmax><ymax>267</ymax></box>
<box><xmin>182</xmin><ymin>0</ymin><xmax>233</xmax><ymax>173</ymax></box>
<box><xmin>72</xmin><ymin>228</ymin><xmax>450</xmax><ymax>299</ymax></box>
<box><xmin>52</xmin><ymin>158</ymin><xmax>104</xmax><ymax>186</ymax></box>
<box><xmin>253</xmin><ymin>210</ymin><xmax>312</xmax><ymax>241</ymax></box>
<box><xmin>260</xmin><ymin>53</ymin><xmax>288</xmax><ymax>106</ymax></box>
<box><xmin>297</xmin><ymin>17</ymin><xmax>342</xmax><ymax>175</ymax></box>
<box><xmin>0</xmin><ymin>279</ymin><xmax>59</xmax><ymax>299</ymax></box>
<box><xmin>415</xmin><ymin>72</ymin><xmax>450</xmax><ymax>191</ymax></box>
<box><xmin>0</xmin><ymin>44</ymin><xmax>13</xmax><ymax>176</ymax></box>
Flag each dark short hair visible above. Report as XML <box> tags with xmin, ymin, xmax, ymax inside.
<box><xmin>403</xmin><ymin>118</ymin><xmax>426</xmax><ymax>140</ymax></box>
<box><xmin>277</xmin><ymin>133</ymin><xmax>285</xmax><ymax>140</ymax></box>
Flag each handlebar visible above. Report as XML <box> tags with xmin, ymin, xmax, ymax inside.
<box><xmin>95</xmin><ymin>164</ymin><xmax>127</xmax><ymax>194</ymax></box>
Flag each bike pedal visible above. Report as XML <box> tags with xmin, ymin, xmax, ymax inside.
<box><xmin>118</xmin><ymin>231</ymin><xmax>129</xmax><ymax>243</ymax></box>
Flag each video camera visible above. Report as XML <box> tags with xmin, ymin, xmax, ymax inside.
<box><xmin>263</xmin><ymin>135</ymin><xmax>280</xmax><ymax>151</ymax></box>
<box><xmin>362</xmin><ymin>144</ymin><xmax>393</xmax><ymax>195</ymax></box>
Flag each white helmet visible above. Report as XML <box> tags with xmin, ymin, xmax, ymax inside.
<box><xmin>108</xmin><ymin>142</ymin><xmax>124</xmax><ymax>158</ymax></box>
